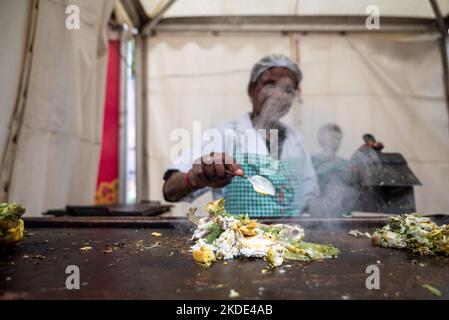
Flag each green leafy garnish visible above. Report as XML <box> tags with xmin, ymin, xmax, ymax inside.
<box><xmin>205</xmin><ymin>223</ymin><xmax>222</xmax><ymax>244</ymax></box>
<box><xmin>284</xmin><ymin>241</ymin><xmax>340</xmax><ymax>261</ymax></box>
<box><xmin>422</xmin><ymin>284</ymin><xmax>443</xmax><ymax>297</ymax></box>
<box><xmin>0</xmin><ymin>203</ymin><xmax>26</xmax><ymax>221</ymax></box>
<box><xmin>373</xmin><ymin>214</ymin><xmax>449</xmax><ymax>256</ymax></box>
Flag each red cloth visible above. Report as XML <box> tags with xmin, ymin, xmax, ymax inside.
<box><xmin>95</xmin><ymin>40</ymin><xmax>120</xmax><ymax>204</ymax></box>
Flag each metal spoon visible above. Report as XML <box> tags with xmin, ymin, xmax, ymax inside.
<box><xmin>225</xmin><ymin>169</ymin><xmax>275</xmax><ymax>196</ymax></box>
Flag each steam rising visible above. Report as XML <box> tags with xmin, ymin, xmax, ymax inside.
<box><xmin>252</xmin><ymin>86</ymin><xmax>294</xmax><ymax>130</ymax></box>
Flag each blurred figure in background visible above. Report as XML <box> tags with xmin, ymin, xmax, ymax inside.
<box><xmin>309</xmin><ymin>124</ymin><xmax>353</xmax><ymax>217</ymax></box>
<box><xmin>312</xmin><ymin>124</ymin><xmax>348</xmax><ymax>193</ymax></box>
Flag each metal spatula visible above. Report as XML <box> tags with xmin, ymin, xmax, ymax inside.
<box><xmin>225</xmin><ymin>170</ymin><xmax>275</xmax><ymax>196</ymax></box>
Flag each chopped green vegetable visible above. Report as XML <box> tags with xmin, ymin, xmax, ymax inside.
<box><xmin>283</xmin><ymin>241</ymin><xmax>340</xmax><ymax>261</ymax></box>
<box><xmin>205</xmin><ymin>223</ymin><xmax>222</xmax><ymax>244</ymax></box>
<box><xmin>372</xmin><ymin>214</ymin><xmax>449</xmax><ymax>256</ymax></box>
<box><xmin>422</xmin><ymin>284</ymin><xmax>443</xmax><ymax>297</ymax></box>
<box><xmin>0</xmin><ymin>203</ymin><xmax>26</xmax><ymax>221</ymax></box>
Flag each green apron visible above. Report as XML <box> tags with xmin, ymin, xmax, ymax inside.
<box><xmin>224</xmin><ymin>128</ymin><xmax>304</xmax><ymax>217</ymax></box>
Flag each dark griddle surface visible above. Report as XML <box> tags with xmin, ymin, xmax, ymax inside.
<box><xmin>0</xmin><ymin>217</ymin><xmax>448</xmax><ymax>299</ymax></box>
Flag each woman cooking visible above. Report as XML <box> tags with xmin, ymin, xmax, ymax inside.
<box><xmin>162</xmin><ymin>54</ymin><xmax>318</xmax><ymax>216</ymax></box>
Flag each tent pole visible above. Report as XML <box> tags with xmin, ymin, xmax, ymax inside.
<box><xmin>141</xmin><ymin>0</ymin><xmax>177</xmax><ymax>36</ymax></box>
<box><xmin>0</xmin><ymin>0</ymin><xmax>39</xmax><ymax>202</ymax></box>
<box><xmin>119</xmin><ymin>0</ymin><xmax>149</xmax><ymax>30</ymax></box>
<box><xmin>429</xmin><ymin>0</ymin><xmax>449</xmax><ymax>134</ymax></box>
<box><xmin>119</xmin><ymin>26</ymin><xmax>129</xmax><ymax>204</ymax></box>
<box><xmin>135</xmin><ymin>35</ymin><xmax>148</xmax><ymax>203</ymax></box>
<box><xmin>438</xmin><ymin>38</ymin><xmax>449</xmax><ymax>135</ymax></box>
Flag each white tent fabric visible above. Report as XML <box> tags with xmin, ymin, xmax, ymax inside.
<box><xmin>141</xmin><ymin>0</ymin><xmax>449</xmax><ymax>19</ymax></box>
<box><xmin>0</xmin><ymin>0</ymin><xmax>115</xmax><ymax>216</ymax></box>
<box><xmin>0</xmin><ymin>1</ymin><xmax>31</xmax><ymax>173</ymax></box>
<box><xmin>145</xmin><ymin>32</ymin><xmax>449</xmax><ymax>216</ymax></box>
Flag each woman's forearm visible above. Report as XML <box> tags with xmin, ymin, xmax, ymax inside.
<box><xmin>163</xmin><ymin>171</ymin><xmax>198</xmax><ymax>202</ymax></box>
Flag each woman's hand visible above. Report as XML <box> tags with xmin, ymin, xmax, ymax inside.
<box><xmin>187</xmin><ymin>152</ymin><xmax>244</xmax><ymax>189</ymax></box>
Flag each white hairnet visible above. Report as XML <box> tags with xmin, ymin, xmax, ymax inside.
<box><xmin>249</xmin><ymin>54</ymin><xmax>303</xmax><ymax>89</ymax></box>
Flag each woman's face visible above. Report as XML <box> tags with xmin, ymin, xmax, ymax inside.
<box><xmin>249</xmin><ymin>67</ymin><xmax>297</xmax><ymax>124</ymax></box>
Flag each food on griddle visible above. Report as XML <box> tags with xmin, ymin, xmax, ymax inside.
<box><xmin>189</xmin><ymin>198</ymin><xmax>339</xmax><ymax>267</ymax></box>
<box><xmin>422</xmin><ymin>284</ymin><xmax>443</xmax><ymax>297</ymax></box>
<box><xmin>348</xmin><ymin>229</ymin><xmax>371</xmax><ymax>238</ymax></box>
<box><xmin>192</xmin><ymin>245</ymin><xmax>216</xmax><ymax>267</ymax></box>
<box><xmin>0</xmin><ymin>203</ymin><xmax>26</xmax><ymax>246</ymax></box>
<box><xmin>229</xmin><ymin>289</ymin><xmax>240</xmax><ymax>298</ymax></box>
<box><xmin>372</xmin><ymin>214</ymin><xmax>449</xmax><ymax>256</ymax></box>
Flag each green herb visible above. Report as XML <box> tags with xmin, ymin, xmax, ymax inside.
<box><xmin>259</xmin><ymin>224</ymin><xmax>283</xmax><ymax>239</ymax></box>
<box><xmin>284</xmin><ymin>241</ymin><xmax>340</xmax><ymax>261</ymax></box>
<box><xmin>0</xmin><ymin>203</ymin><xmax>26</xmax><ymax>221</ymax></box>
<box><xmin>205</xmin><ymin>223</ymin><xmax>222</xmax><ymax>244</ymax></box>
<box><xmin>422</xmin><ymin>284</ymin><xmax>443</xmax><ymax>297</ymax></box>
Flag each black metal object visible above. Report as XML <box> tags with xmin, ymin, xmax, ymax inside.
<box><xmin>44</xmin><ymin>203</ymin><xmax>172</xmax><ymax>217</ymax></box>
<box><xmin>350</xmin><ymin>134</ymin><xmax>421</xmax><ymax>214</ymax></box>
<box><xmin>1</xmin><ymin>216</ymin><xmax>448</xmax><ymax>300</ymax></box>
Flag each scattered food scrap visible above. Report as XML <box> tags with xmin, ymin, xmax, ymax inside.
<box><xmin>100</xmin><ymin>245</ymin><xmax>114</xmax><ymax>253</ymax></box>
<box><xmin>151</xmin><ymin>232</ymin><xmax>162</xmax><ymax>237</ymax></box>
<box><xmin>79</xmin><ymin>246</ymin><xmax>92</xmax><ymax>251</ymax></box>
<box><xmin>348</xmin><ymin>229</ymin><xmax>371</xmax><ymax>238</ymax></box>
<box><xmin>229</xmin><ymin>289</ymin><xmax>240</xmax><ymax>298</ymax></box>
<box><xmin>422</xmin><ymin>284</ymin><xmax>443</xmax><ymax>297</ymax></box>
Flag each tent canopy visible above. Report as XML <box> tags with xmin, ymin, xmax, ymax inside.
<box><xmin>136</xmin><ymin>0</ymin><xmax>449</xmax><ymax>18</ymax></box>
<box><xmin>140</xmin><ymin>0</ymin><xmax>449</xmax><ymax>19</ymax></box>
<box><xmin>115</xmin><ymin>0</ymin><xmax>449</xmax><ymax>36</ymax></box>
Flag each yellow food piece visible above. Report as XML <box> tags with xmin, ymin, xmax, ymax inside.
<box><xmin>229</xmin><ymin>289</ymin><xmax>240</xmax><ymax>298</ymax></box>
<box><xmin>151</xmin><ymin>232</ymin><xmax>162</xmax><ymax>237</ymax></box>
<box><xmin>239</xmin><ymin>226</ymin><xmax>257</xmax><ymax>237</ymax></box>
<box><xmin>267</xmin><ymin>246</ymin><xmax>285</xmax><ymax>267</ymax></box>
<box><xmin>192</xmin><ymin>245</ymin><xmax>216</xmax><ymax>267</ymax></box>
<box><xmin>205</xmin><ymin>198</ymin><xmax>225</xmax><ymax>216</ymax></box>
<box><xmin>239</xmin><ymin>220</ymin><xmax>258</xmax><ymax>237</ymax></box>
<box><xmin>283</xmin><ymin>243</ymin><xmax>305</xmax><ymax>255</ymax></box>
<box><xmin>0</xmin><ymin>219</ymin><xmax>24</xmax><ymax>246</ymax></box>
